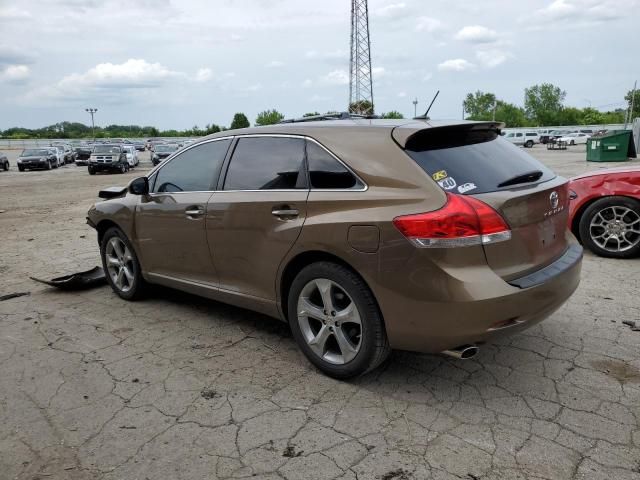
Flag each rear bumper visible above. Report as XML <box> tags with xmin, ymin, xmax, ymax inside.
<box><xmin>380</xmin><ymin>243</ymin><xmax>583</xmax><ymax>353</ymax></box>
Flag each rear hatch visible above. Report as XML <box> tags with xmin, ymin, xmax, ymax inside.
<box><xmin>399</xmin><ymin>123</ymin><xmax>570</xmax><ymax>281</ymax></box>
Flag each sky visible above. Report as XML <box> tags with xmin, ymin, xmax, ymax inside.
<box><xmin>0</xmin><ymin>0</ymin><xmax>638</xmax><ymax>130</ymax></box>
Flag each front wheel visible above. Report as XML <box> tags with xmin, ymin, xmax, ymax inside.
<box><xmin>288</xmin><ymin>262</ymin><xmax>390</xmax><ymax>379</ymax></box>
<box><xmin>3</xmin><ymin>162</ymin><xmax>8</xmax><ymax>171</ymax></box>
<box><xmin>570</xmin><ymin>140</ymin><xmax>575</xmax><ymax>146</ymax></box>
<box><xmin>46</xmin><ymin>160</ymin><xmax>52</xmax><ymax>170</ymax></box>
<box><xmin>120</xmin><ymin>164</ymin><xmax>126</xmax><ymax>173</ymax></box>
<box><xmin>579</xmin><ymin>196</ymin><xmax>640</xmax><ymax>258</ymax></box>
<box><xmin>100</xmin><ymin>228</ymin><xmax>146</xmax><ymax>300</ymax></box>
<box><xmin>88</xmin><ymin>166</ymin><xmax>96</xmax><ymax>175</ymax></box>
<box><xmin>18</xmin><ymin>166</ymin><xmax>25</xmax><ymax>172</ymax></box>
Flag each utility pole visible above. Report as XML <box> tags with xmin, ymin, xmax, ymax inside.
<box><xmin>492</xmin><ymin>100</ymin><xmax>497</xmax><ymax>121</ymax></box>
<box><xmin>85</xmin><ymin>108</ymin><xmax>98</xmax><ymax>141</ymax></box>
<box><xmin>412</xmin><ymin>98</ymin><xmax>418</xmax><ymax>118</ymax></box>
<box><xmin>625</xmin><ymin>80</ymin><xmax>637</xmax><ymax>129</ymax></box>
<box><xmin>349</xmin><ymin>0</ymin><xmax>374</xmax><ymax>115</ymax></box>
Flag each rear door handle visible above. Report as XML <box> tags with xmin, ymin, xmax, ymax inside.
<box><xmin>185</xmin><ymin>206</ymin><xmax>205</xmax><ymax>218</ymax></box>
<box><xmin>272</xmin><ymin>207</ymin><xmax>299</xmax><ymax>219</ymax></box>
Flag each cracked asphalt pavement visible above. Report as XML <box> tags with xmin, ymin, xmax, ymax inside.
<box><xmin>1</xmin><ymin>148</ymin><xmax>639</xmax><ymax>480</ymax></box>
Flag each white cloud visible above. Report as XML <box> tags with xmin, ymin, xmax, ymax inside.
<box><xmin>302</xmin><ymin>78</ymin><xmax>313</xmax><ymax>88</ymax></box>
<box><xmin>454</xmin><ymin>25</ymin><xmax>499</xmax><ymax>43</ymax></box>
<box><xmin>246</xmin><ymin>84</ymin><xmax>262</xmax><ymax>92</ymax></box>
<box><xmin>475</xmin><ymin>49</ymin><xmax>510</xmax><ymax>68</ymax></box>
<box><xmin>374</xmin><ymin>3</ymin><xmax>407</xmax><ymax>18</ymax></box>
<box><xmin>397</xmin><ymin>92</ymin><xmax>407</xmax><ymax>98</ymax></box>
<box><xmin>372</xmin><ymin>66</ymin><xmax>386</xmax><ymax>78</ymax></box>
<box><xmin>194</xmin><ymin>67</ymin><xmax>213</xmax><ymax>82</ymax></box>
<box><xmin>527</xmin><ymin>0</ymin><xmax>636</xmax><ymax>28</ymax></box>
<box><xmin>415</xmin><ymin>16</ymin><xmax>443</xmax><ymax>32</ymax></box>
<box><xmin>437</xmin><ymin>58</ymin><xmax>475</xmax><ymax>72</ymax></box>
<box><xmin>423</xmin><ymin>72</ymin><xmax>433</xmax><ymax>82</ymax></box>
<box><xmin>0</xmin><ymin>7</ymin><xmax>31</xmax><ymax>19</ymax></box>
<box><xmin>266</xmin><ymin>60</ymin><xmax>285</xmax><ymax>68</ymax></box>
<box><xmin>320</xmin><ymin>69</ymin><xmax>349</xmax><ymax>86</ymax></box>
<box><xmin>1</xmin><ymin>64</ymin><xmax>30</xmax><ymax>83</ymax></box>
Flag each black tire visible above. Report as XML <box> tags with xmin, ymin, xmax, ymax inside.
<box><xmin>100</xmin><ymin>227</ymin><xmax>146</xmax><ymax>300</ymax></box>
<box><xmin>287</xmin><ymin>262</ymin><xmax>390</xmax><ymax>379</ymax></box>
<box><xmin>120</xmin><ymin>164</ymin><xmax>126</xmax><ymax>174</ymax></box>
<box><xmin>3</xmin><ymin>162</ymin><xmax>8</xmax><ymax>171</ymax></box>
<box><xmin>46</xmin><ymin>160</ymin><xmax>52</xmax><ymax>170</ymax></box>
<box><xmin>18</xmin><ymin>166</ymin><xmax>24</xmax><ymax>172</ymax></box>
<box><xmin>88</xmin><ymin>166</ymin><xmax>96</xmax><ymax>175</ymax></box>
<box><xmin>570</xmin><ymin>140</ymin><xmax>575</xmax><ymax>146</ymax></box>
<box><xmin>525</xmin><ymin>140</ymin><xmax>534</xmax><ymax>148</ymax></box>
<box><xmin>579</xmin><ymin>196</ymin><xmax>640</xmax><ymax>259</ymax></box>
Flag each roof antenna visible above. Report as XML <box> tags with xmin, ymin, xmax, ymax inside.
<box><xmin>414</xmin><ymin>90</ymin><xmax>439</xmax><ymax>120</ymax></box>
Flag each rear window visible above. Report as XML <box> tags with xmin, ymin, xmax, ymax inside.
<box><xmin>405</xmin><ymin>126</ymin><xmax>555</xmax><ymax>195</ymax></box>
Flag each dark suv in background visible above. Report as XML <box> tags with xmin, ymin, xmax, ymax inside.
<box><xmin>88</xmin><ymin>144</ymin><xmax>130</xmax><ymax>175</ymax></box>
<box><xmin>88</xmin><ymin>118</ymin><xmax>582</xmax><ymax>378</ymax></box>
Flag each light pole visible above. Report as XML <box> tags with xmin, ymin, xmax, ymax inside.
<box><xmin>412</xmin><ymin>98</ymin><xmax>418</xmax><ymax>118</ymax></box>
<box><xmin>85</xmin><ymin>108</ymin><xmax>98</xmax><ymax>141</ymax></box>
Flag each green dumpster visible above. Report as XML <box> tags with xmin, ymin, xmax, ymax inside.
<box><xmin>586</xmin><ymin>130</ymin><xmax>637</xmax><ymax>162</ymax></box>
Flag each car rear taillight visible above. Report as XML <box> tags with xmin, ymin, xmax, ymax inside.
<box><xmin>393</xmin><ymin>193</ymin><xmax>511</xmax><ymax>248</ymax></box>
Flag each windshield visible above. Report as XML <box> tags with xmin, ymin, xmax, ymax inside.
<box><xmin>22</xmin><ymin>149</ymin><xmax>50</xmax><ymax>157</ymax></box>
<box><xmin>93</xmin><ymin>145</ymin><xmax>121</xmax><ymax>154</ymax></box>
<box><xmin>155</xmin><ymin>145</ymin><xmax>178</xmax><ymax>153</ymax></box>
<box><xmin>404</xmin><ymin>127</ymin><xmax>555</xmax><ymax>195</ymax></box>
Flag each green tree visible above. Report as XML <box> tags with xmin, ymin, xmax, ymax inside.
<box><xmin>463</xmin><ymin>91</ymin><xmax>496</xmax><ymax>120</ymax></box>
<box><xmin>494</xmin><ymin>101</ymin><xmax>528</xmax><ymax>127</ymax></box>
<box><xmin>524</xmin><ymin>83</ymin><xmax>566</xmax><ymax>125</ymax></box>
<box><xmin>381</xmin><ymin>111</ymin><xmax>404</xmax><ymax>119</ymax></box>
<box><xmin>349</xmin><ymin>100</ymin><xmax>374</xmax><ymax>115</ymax></box>
<box><xmin>230</xmin><ymin>113</ymin><xmax>250</xmax><ymax>130</ymax></box>
<box><xmin>557</xmin><ymin>107</ymin><xmax>583</xmax><ymax>125</ymax></box>
<box><xmin>303</xmin><ymin>112</ymin><xmax>321</xmax><ymax>117</ymax></box>
<box><xmin>624</xmin><ymin>89</ymin><xmax>640</xmax><ymax>120</ymax></box>
<box><xmin>255</xmin><ymin>109</ymin><xmax>284</xmax><ymax>126</ymax></box>
<box><xmin>204</xmin><ymin>124</ymin><xmax>221</xmax><ymax>135</ymax></box>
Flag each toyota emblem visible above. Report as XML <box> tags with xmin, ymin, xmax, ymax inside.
<box><xmin>549</xmin><ymin>191</ymin><xmax>559</xmax><ymax>209</ymax></box>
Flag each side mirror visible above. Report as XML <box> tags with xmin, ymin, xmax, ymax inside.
<box><xmin>129</xmin><ymin>177</ymin><xmax>149</xmax><ymax>195</ymax></box>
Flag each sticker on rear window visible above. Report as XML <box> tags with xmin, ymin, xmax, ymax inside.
<box><xmin>438</xmin><ymin>177</ymin><xmax>457</xmax><ymax>190</ymax></box>
<box><xmin>432</xmin><ymin>170</ymin><xmax>448</xmax><ymax>181</ymax></box>
<box><xmin>457</xmin><ymin>182</ymin><xmax>477</xmax><ymax>194</ymax></box>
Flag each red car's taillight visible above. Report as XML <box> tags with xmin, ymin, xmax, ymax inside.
<box><xmin>393</xmin><ymin>193</ymin><xmax>511</xmax><ymax>248</ymax></box>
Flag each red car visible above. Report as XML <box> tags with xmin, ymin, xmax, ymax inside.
<box><xmin>568</xmin><ymin>165</ymin><xmax>640</xmax><ymax>258</ymax></box>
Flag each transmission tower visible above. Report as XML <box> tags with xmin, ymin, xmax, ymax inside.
<box><xmin>349</xmin><ymin>0</ymin><xmax>374</xmax><ymax>115</ymax></box>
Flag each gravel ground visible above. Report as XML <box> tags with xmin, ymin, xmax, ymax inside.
<box><xmin>1</xmin><ymin>146</ymin><xmax>639</xmax><ymax>480</ymax></box>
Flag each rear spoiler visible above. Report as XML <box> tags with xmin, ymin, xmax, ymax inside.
<box><xmin>98</xmin><ymin>186</ymin><xmax>127</xmax><ymax>199</ymax></box>
<box><xmin>392</xmin><ymin>121</ymin><xmax>504</xmax><ymax>149</ymax></box>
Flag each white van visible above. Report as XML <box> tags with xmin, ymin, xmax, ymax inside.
<box><xmin>503</xmin><ymin>131</ymin><xmax>540</xmax><ymax>148</ymax></box>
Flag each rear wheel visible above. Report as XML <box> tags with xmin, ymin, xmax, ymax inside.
<box><xmin>100</xmin><ymin>228</ymin><xmax>146</xmax><ymax>300</ymax></box>
<box><xmin>525</xmin><ymin>140</ymin><xmax>534</xmax><ymax>148</ymax></box>
<box><xmin>287</xmin><ymin>262</ymin><xmax>390</xmax><ymax>379</ymax></box>
<box><xmin>579</xmin><ymin>196</ymin><xmax>640</xmax><ymax>258</ymax></box>
<box><xmin>570</xmin><ymin>140</ymin><xmax>575</xmax><ymax>146</ymax></box>
<box><xmin>2</xmin><ymin>161</ymin><xmax>8</xmax><ymax>171</ymax></box>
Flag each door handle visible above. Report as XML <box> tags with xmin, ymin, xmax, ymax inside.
<box><xmin>271</xmin><ymin>207</ymin><xmax>299</xmax><ymax>219</ymax></box>
<box><xmin>185</xmin><ymin>206</ymin><xmax>205</xmax><ymax>218</ymax></box>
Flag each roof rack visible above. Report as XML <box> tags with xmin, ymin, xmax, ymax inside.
<box><xmin>279</xmin><ymin>112</ymin><xmax>381</xmax><ymax>124</ymax></box>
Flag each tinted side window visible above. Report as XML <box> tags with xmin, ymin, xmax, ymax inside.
<box><xmin>153</xmin><ymin>139</ymin><xmax>230</xmax><ymax>193</ymax></box>
<box><xmin>306</xmin><ymin>140</ymin><xmax>360</xmax><ymax>189</ymax></box>
<box><xmin>224</xmin><ymin>137</ymin><xmax>305</xmax><ymax>190</ymax></box>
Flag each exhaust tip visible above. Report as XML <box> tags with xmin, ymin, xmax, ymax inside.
<box><xmin>442</xmin><ymin>344</ymin><xmax>479</xmax><ymax>360</ymax></box>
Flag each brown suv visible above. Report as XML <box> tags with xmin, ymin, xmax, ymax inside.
<box><xmin>87</xmin><ymin>119</ymin><xmax>582</xmax><ymax>378</ymax></box>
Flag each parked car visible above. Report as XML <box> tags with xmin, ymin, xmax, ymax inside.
<box><xmin>63</xmin><ymin>144</ymin><xmax>76</xmax><ymax>163</ymax></box>
<box><xmin>540</xmin><ymin>129</ymin><xmax>573</xmax><ymax>144</ymax></box>
<box><xmin>88</xmin><ymin>144</ymin><xmax>130</xmax><ymax>175</ymax></box>
<box><xmin>568</xmin><ymin>165</ymin><xmax>640</xmax><ymax>258</ymax></box>
<box><xmin>559</xmin><ymin>132</ymin><xmax>590</xmax><ymax>145</ymax></box>
<box><xmin>87</xmin><ymin>119</ymin><xmax>582</xmax><ymax>378</ymax></box>
<box><xmin>0</xmin><ymin>152</ymin><xmax>9</xmax><ymax>171</ymax></box>
<box><xmin>133</xmin><ymin>141</ymin><xmax>146</xmax><ymax>152</ymax></box>
<box><xmin>122</xmin><ymin>145</ymin><xmax>139</xmax><ymax>168</ymax></box>
<box><xmin>17</xmin><ymin>148</ymin><xmax>58</xmax><ymax>171</ymax></box>
<box><xmin>73</xmin><ymin>144</ymin><xmax>93</xmax><ymax>165</ymax></box>
<box><xmin>504</xmin><ymin>131</ymin><xmax>540</xmax><ymax>148</ymax></box>
<box><xmin>0</xmin><ymin>152</ymin><xmax>8</xmax><ymax>171</ymax></box>
<box><xmin>50</xmin><ymin>145</ymin><xmax>65</xmax><ymax>167</ymax></box>
<box><xmin>151</xmin><ymin>143</ymin><xmax>179</xmax><ymax>165</ymax></box>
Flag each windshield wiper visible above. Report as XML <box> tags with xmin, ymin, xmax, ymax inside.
<box><xmin>497</xmin><ymin>170</ymin><xmax>543</xmax><ymax>188</ymax></box>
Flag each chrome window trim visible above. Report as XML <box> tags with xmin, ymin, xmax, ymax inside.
<box><xmin>224</xmin><ymin>133</ymin><xmax>368</xmax><ymax>193</ymax></box>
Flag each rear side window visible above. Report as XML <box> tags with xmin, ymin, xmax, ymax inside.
<box><xmin>153</xmin><ymin>139</ymin><xmax>230</xmax><ymax>193</ymax></box>
<box><xmin>224</xmin><ymin>137</ymin><xmax>306</xmax><ymax>190</ymax></box>
<box><xmin>405</xmin><ymin>127</ymin><xmax>555</xmax><ymax>195</ymax></box>
<box><xmin>306</xmin><ymin>140</ymin><xmax>361</xmax><ymax>189</ymax></box>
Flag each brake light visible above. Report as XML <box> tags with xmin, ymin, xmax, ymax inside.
<box><xmin>393</xmin><ymin>193</ymin><xmax>511</xmax><ymax>248</ymax></box>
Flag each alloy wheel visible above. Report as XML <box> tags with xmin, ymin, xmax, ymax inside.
<box><xmin>105</xmin><ymin>237</ymin><xmax>135</xmax><ymax>292</ymax></box>
<box><xmin>589</xmin><ymin>205</ymin><xmax>640</xmax><ymax>253</ymax></box>
<box><xmin>297</xmin><ymin>278</ymin><xmax>362</xmax><ymax>365</ymax></box>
